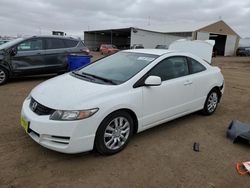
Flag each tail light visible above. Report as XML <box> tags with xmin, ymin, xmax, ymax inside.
<box><xmin>80</xmin><ymin>48</ymin><xmax>90</xmax><ymax>55</ymax></box>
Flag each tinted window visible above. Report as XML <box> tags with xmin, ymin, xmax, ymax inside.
<box><xmin>46</xmin><ymin>38</ymin><xmax>65</xmax><ymax>49</ymax></box>
<box><xmin>189</xmin><ymin>58</ymin><xmax>206</xmax><ymax>74</ymax></box>
<box><xmin>64</xmin><ymin>39</ymin><xmax>78</xmax><ymax>48</ymax></box>
<box><xmin>17</xmin><ymin>39</ymin><xmax>43</xmax><ymax>51</ymax></box>
<box><xmin>149</xmin><ymin>57</ymin><xmax>189</xmax><ymax>81</ymax></box>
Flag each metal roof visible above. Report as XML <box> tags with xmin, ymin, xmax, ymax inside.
<box><xmin>84</xmin><ymin>20</ymin><xmax>239</xmax><ymax>36</ymax></box>
<box><xmin>84</xmin><ymin>21</ymin><xmax>219</xmax><ymax>34</ymax></box>
<box><xmin>138</xmin><ymin>20</ymin><xmax>218</xmax><ymax>33</ymax></box>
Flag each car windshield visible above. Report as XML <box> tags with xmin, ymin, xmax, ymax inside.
<box><xmin>76</xmin><ymin>52</ymin><xmax>159</xmax><ymax>84</ymax></box>
<box><xmin>0</xmin><ymin>38</ymin><xmax>24</xmax><ymax>50</ymax></box>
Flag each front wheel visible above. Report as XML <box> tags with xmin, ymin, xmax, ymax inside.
<box><xmin>95</xmin><ymin>111</ymin><xmax>134</xmax><ymax>155</ymax></box>
<box><xmin>0</xmin><ymin>67</ymin><xmax>9</xmax><ymax>85</ymax></box>
<box><xmin>202</xmin><ymin>90</ymin><xmax>219</xmax><ymax>115</ymax></box>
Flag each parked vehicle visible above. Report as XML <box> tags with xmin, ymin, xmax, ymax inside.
<box><xmin>21</xmin><ymin>47</ymin><xmax>224</xmax><ymax>155</ymax></box>
<box><xmin>0</xmin><ymin>40</ymin><xmax>10</xmax><ymax>45</ymax></box>
<box><xmin>155</xmin><ymin>45</ymin><xmax>168</xmax><ymax>49</ymax></box>
<box><xmin>236</xmin><ymin>47</ymin><xmax>250</xmax><ymax>56</ymax></box>
<box><xmin>0</xmin><ymin>36</ymin><xmax>89</xmax><ymax>85</ymax></box>
<box><xmin>100</xmin><ymin>44</ymin><xmax>119</xmax><ymax>55</ymax></box>
<box><xmin>131</xmin><ymin>44</ymin><xmax>144</xmax><ymax>49</ymax></box>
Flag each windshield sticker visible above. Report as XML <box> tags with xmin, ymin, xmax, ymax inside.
<box><xmin>137</xmin><ymin>57</ymin><xmax>155</xmax><ymax>62</ymax></box>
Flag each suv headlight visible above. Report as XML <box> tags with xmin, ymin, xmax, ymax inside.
<box><xmin>50</xmin><ymin>108</ymin><xmax>98</xmax><ymax>121</ymax></box>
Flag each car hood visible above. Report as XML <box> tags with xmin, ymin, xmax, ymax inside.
<box><xmin>31</xmin><ymin>73</ymin><xmax>118</xmax><ymax>110</ymax></box>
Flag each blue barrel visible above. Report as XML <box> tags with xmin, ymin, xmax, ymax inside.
<box><xmin>67</xmin><ymin>54</ymin><xmax>92</xmax><ymax>71</ymax></box>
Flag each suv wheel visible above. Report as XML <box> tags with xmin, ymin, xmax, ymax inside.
<box><xmin>0</xmin><ymin>67</ymin><xmax>9</xmax><ymax>85</ymax></box>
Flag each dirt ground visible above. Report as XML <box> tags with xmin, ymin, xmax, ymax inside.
<box><xmin>0</xmin><ymin>54</ymin><xmax>250</xmax><ymax>188</ymax></box>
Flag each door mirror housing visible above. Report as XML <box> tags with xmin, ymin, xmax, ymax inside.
<box><xmin>144</xmin><ymin>76</ymin><xmax>161</xmax><ymax>86</ymax></box>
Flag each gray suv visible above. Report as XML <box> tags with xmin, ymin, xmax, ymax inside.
<box><xmin>0</xmin><ymin>36</ymin><xmax>89</xmax><ymax>85</ymax></box>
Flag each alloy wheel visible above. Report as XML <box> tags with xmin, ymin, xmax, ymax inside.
<box><xmin>207</xmin><ymin>92</ymin><xmax>218</xmax><ymax>113</ymax></box>
<box><xmin>104</xmin><ymin>116</ymin><xmax>130</xmax><ymax>150</ymax></box>
<box><xmin>0</xmin><ymin>69</ymin><xmax>6</xmax><ymax>84</ymax></box>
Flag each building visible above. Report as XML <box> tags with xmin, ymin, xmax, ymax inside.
<box><xmin>52</xmin><ymin>31</ymin><xmax>66</xmax><ymax>36</ymax></box>
<box><xmin>84</xmin><ymin>20</ymin><xmax>240</xmax><ymax>56</ymax></box>
<box><xmin>239</xmin><ymin>38</ymin><xmax>250</xmax><ymax>47</ymax></box>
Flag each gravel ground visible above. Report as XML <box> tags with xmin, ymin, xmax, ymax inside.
<box><xmin>0</xmin><ymin>54</ymin><xmax>250</xmax><ymax>188</ymax></box>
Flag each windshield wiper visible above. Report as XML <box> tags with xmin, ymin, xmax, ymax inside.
<box><xmin>81</xmin><ymin>72</ymin><xmax>117</xmax><ymax>85</ymax></box>
<box><xmin>71</xmin><ymin>71</ymin><xmax>95</xmax><ymax>81</ymax></box>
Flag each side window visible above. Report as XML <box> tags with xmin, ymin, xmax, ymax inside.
<box><xmin>189</xmin><ymin>58</ymin><xmax>206</xmax><ymax>74</ymax></box>
<box><xmin>17</xmin><ymin>39</ymin><xmax>43</xmax><ymax>51</ymax></box>
<box><xmin>64</xmin><ymin>39</ymin><xmax>78</xmax><ymax>48</ymax></box>
<box><xmin>46</xmin><ymin>38</ymin><xmax>65</xmax><ymax>49</ymax></box>
<box><xmin>149</xmin><ymin>57</ymin><xmax>189</xmax><ymax>81</ymax></box>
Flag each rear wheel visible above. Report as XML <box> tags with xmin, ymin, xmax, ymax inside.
<box><xmin>202</xmin><ymin>90</ymin><xmax>219</xmax><ymax>115</ymax></box>
<box><xmin>0</xmin><ymin>67</ymin><xmax>9</xmax><ymax>85</ymax></box>
<box><xmin>95</xmin><ymin>111</ymin><xmax>134</xmax><ymax>155</ymax></box>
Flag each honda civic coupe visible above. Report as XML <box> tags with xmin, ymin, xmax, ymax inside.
<box><xmin>21</xmin><ymin>48</ymin><xmax>224</xmax><ymax>155</ymax></box>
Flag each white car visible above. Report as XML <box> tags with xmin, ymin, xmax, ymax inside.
<box><xmin>21</xmin><ymin>48</ymin><xmax>224</xmax><ymax>155</ymax></box>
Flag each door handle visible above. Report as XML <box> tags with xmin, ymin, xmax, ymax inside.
<box><xmin>184</xmin><ymin>80</ymin><xmax>193</xmax><ymax>86</ymax></box>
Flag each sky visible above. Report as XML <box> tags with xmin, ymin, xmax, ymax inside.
<box><xmin>0</xmin><ymin>0</ymin><xmax>249</xmax><ymax>38</ymax></box>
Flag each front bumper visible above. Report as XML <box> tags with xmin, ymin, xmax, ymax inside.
<box><xmin>21</xmin><ymin>98</ymin><xmax>97</xmax><ymax>154</ymax></box>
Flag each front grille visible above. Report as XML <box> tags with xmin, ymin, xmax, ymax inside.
<box><xmin>30</xmin><ymin>97</ymin><xmax>55</xmax><ymax>115</ymax></box>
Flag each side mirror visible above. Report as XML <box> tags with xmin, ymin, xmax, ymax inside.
<box><xmin>144</xmin><ymin>76</ymin><xmax>161</xmax><ymax>86</ymax></box>
<box><xmin>9</xmin><ymin>47</ymin><xmax>17</xmax><ymax>56</ymax></box>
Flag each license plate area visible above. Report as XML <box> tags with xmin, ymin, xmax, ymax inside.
<box><xmin>21</xmin><ymin>116</ymin><xmax>30</xmax><ymax>133</ymax></box>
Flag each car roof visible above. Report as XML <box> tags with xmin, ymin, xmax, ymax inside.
<box><xmin>25</xmin><ymin>35</ymin><xmax>80</xmax><ymax>41</ymax></box>
<box><xmin>124</xmin><ymin>49</ymin><xmax>173</xmax><ymax>56</ymax></box>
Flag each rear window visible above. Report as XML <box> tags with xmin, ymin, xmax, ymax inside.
<box><xmin>64</xmin><ymin>39</ymin><xmax>78</xmax><ymax>48</ymax></box>
<box><xmin>46</xmin><ymin>38</ymin><xmax>65</xmax><ymax>49</ymax></box>
<box><xmin>189</xmin><ymin>58</ymin><xmax>206</xmax><ymax>74</ymax></box>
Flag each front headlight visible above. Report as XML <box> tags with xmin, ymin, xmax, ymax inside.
<box><xmin>50</xmin><ymin>108</ymin><xmax>98</xmax><ymax>121</ymax></box>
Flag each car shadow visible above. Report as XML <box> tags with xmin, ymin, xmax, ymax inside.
<box><xmin>8</xmin><ymin>74</ymin><xmax>57</xmax><ymax>84</ymax></box>
<box><xmin>135</xmin><ymin>112</ymin><xmax>199</xmax><ymax>136</ymax></box>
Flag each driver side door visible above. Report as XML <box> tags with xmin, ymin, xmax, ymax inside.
<box><xmin>11</xmin><ymin>38</ymin><xmax>46</xmax><ymax>75</ymax></box>
<box><xmin>142</xmin><ymin>56</ymin><xmax>195</xmax><ymax>128</ymax></box>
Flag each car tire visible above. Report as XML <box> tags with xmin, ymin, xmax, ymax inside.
<box><xmin>202</xmin><ymin>90</ymin><xmax>219</xmax><ymax>115</ymax></box>
<box><xmin>95</xmin><ymin>111</ymin><xmax>134</xmax><ymax>155</ymax></box>
<box><xmin>0</xmin><ymin>67</ymin><xmax>9</xmax><ymax>85</ymax></box>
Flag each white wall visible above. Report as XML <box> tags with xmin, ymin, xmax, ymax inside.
<box><xmin>196</xmin><ymin>32</ymin><xmax>210</xmax><ymax>40</ymax></box>
<box><xmin>130</xmin><ymin>29</ymin><xmax>184</xmax><ymax>48</ymax></box>
<box><xmin>225</xmin><ymin>35</ymin><xmax>237</xmax><ymax>56</ymax></box>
